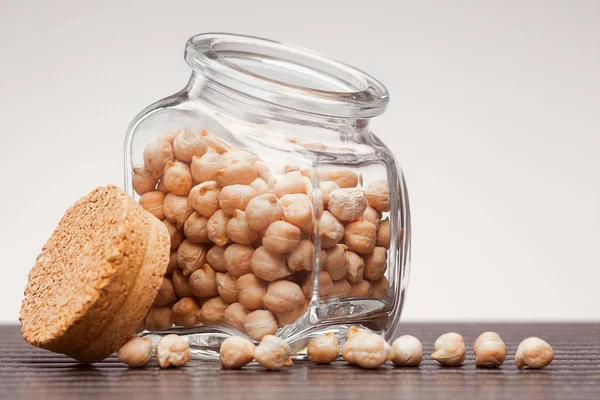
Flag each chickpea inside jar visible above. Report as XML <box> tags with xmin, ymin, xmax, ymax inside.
<box><xmin>125</xmin><ymin>33</ymin><xmax>410</xmax><ymax>358</ymax></box>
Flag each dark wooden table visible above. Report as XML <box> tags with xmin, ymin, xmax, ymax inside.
<box><xmin>1</xmin><ymin>323</ymin><xmax>598</xmax><ymax>399</ymax></box>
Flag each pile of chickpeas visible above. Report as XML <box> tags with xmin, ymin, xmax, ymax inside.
<box><xmin>134</xmin><ymin>128</ymin><xmax>392</xmax><ymax>341</ymax></box>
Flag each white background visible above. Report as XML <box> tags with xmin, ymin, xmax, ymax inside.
<box><xmin>1</xmin><ymin>0</ymin><xmax>598</xmax><ymax>323</ymax></box>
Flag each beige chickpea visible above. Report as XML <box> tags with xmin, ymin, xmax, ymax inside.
<box><xmin>201</xmin><ymin>130</ymin><xmax>229</xmax><ymax>154</ymax></box>
<box><xmin>344</xmin><ymin>220</ymin><xmax>377</xmax><ymax>254</ymax></box>
<box><xmin>171</xmin><ymin>297</ymin><xmax>202</xmax><ymax>328</ymax></box>
<box><xmin>251</xmin><ymin>246</ymin><xmax>292</xmax><ymax>281</ymax></box>
<box><xmin>191</xmin><ymin>153</ymin><xmax>224</xmax><ymax>183</ymax></box>
<box><xmin>280</xmin><ymin>193</ymin><xmax>315</xmax><ymax>235</ymax></box>
<box><xmin>362</xmin><ymin>207</ymin><xmax>381</xmax><ymax>227</ymax></box>
<box><xmin>219</xmin><ymin>184</ymin><xmax>258</xmax><ymax>215</ymax></box>
<box><xmin>207</xmin><ymin>210</ymin><xmax>231</xmax><ymax>247</ymax></box>
<box><xmin>327</xmin><ymin>280</ymin><xmax>351</xmax><ymax>299</ymax></box>
<box><xmin>365</xmin><ymin>180</ymin><xmax>390</xmax><ymax>212</ymax></box>
<box><xmin>226</xmin><ymin>210</ymin><xmax>259</xmax><ymax>245</ymax></box>
<box><xmin>157</xmin><ymin>178</ymin><xmax>169</xmax><ymax>194</ymax></box>
<box><xmin>118</xmin><ymin>336</ymin><xmax>152</xmax><ymax>368</ymax></box>
<box><xmin>376</xmin><ymin>218</ymin><xmax>391</xmax><ymax>249</ymax></box>
<box><xmin>287</xmin><ymin>240</ymin><xmax>315</xmax><ymax>272</ymax></box>
<box><xmin>370</xmin><ymin>277</ymin><xmax>389</xmax><ymax>299</ymax></box>
<box><xmin>167</xmin><ymin>251</ymin><xmax>178</xmax><ymax>275</ymax></box>
<box><xmin>215</xmin><ymin>159</ymin><xmax>257</xmax><ymax>187</ymax></box>
<box><xmin>223</xmin><ymin>244</ymin><xmax>254</xmax><ymax>278</ymax></box>
<box><xmin>216</xmin><ymin>272</ymin><xmax>238</xmax><ymax>303</ymax></box>
<box><xmin>201</xmin><ymin>297</ymin><xmax>230</xmax><ymax>325</ymax></box>
<box><xmin>262</xmin><ymin>280</ymin><xmax>305</xmax><ymax>314</ymax></box>
<box><xmin>163</xmin><ymin>193</ymin><xmax>192</xmax><ymax>229</ymax></box>
<box><xmin>318</xmin><ymin>211</ymin><xmax>345</xmax><ymax>249</ymax></box>
<box><xmin>391</xmin><ymin>335</ymin><xmax>422</xmax><ymax>367</ymax></box>
<box><xmin>363</xmin><ymin>247</ymin><xmax>387</xmax><ymax>281</ymax></box>
<box><xmin>319</xmin><ymin>181</ymin><xmax>340</xmax><ymax>207</ymax></box>
<box><xmin>431</xmin><ymin>332</ymin><xmax>466</xmax><ymax>366</ymax></box>
<box><xmin>302</xmin><ymin>271</ymin><xmax>333</xmax><ymax>299</ymax></box>
<box><xmin>254</xmin><ymin>160</ymin><xmax>274</xmax><ymax>182</ymax></box>
<box><xmin>206</xmin><ymin>245</ymin><xmax>227</xmax><ymax>273</ymax></box>
<box><xmin>139</xmin><ymin>191</ymin><xmax>166</xmax><ymax>220</ymax></box>
<box><xmin>245</xmin><ymin>193</ymin><xmax>284</xmax><ymax>232</ymax></box>
<box><xmin>316</xmin><ymin>170</ymin><xmax>358</xmax><ymax>188</ymax></box>
<box><xmin>224</xmin><ymin>303</ymin><xmax>249</xmax><ymax>333</ymax></box>
<box><xmin>272</xmin><ymin>171</ymin><xmax>310</xmax><ymax>198</ymax></box>
<box><xmin>307</xmin><ymin>333</ymin><xmax>339</xmax><ymax>364</ymax></box>
<box><xmin>160</xmin><ymin>129</ymin><xmax>180</xmax><ymax>145</ymax></box>
<box><xmin>473</xmin><ymin>332</ymin><xmax>507</xmax><ymax>368</ymax></box>
<box><xmin>323</xmin><ymin>245</ymin><xmax>349</xmax><ymax>281</ymax></box>
<box><xmin>154</xmin><ymin>277</ymin><xmax>177</xmax><ymax>307</ymax></box>
<box><xmin>156</xmin><ymin>334</ymin><xmax>190</xmax><ymax>368</ymax></box>
<box><xmin>143</xmin><ymin>137</ymin><xmax>174</xmax><ymax>179</ymax></box>
<box><xmin>132</xmin><ymin>167</ymin><xmax>158</xmax><ymax>195</ymax></box>
<box><xmin>243</xmin><ymin>310</ymin><xmax>279</xmax><ymax>341</ymax></box>
<box><xmin>163</xmin><ymin>161</ymin><xmax>193</xmax><ymax>196</ymax></box>
<box><xmin>342</xmin><ymin>327</ymin><xmax>368</xmax><ymax>364</ymax></box>
<box><xmin>249</xmin><ymin>177</ymin><xmax>269</xmax><ymax>194</ymax></box>
<box><xmin>515</xmin><ymin>337</ymin><xmax>554</xmax><ymax>369</ymax></box>
<box><xmin>189</xmin><ymin>263</ymin><xmax>218</xmax><ymax>297</ymax></box>
<box><xmin>220</xmin><ymin>336</ymin><xmax>256</xmax><ymax>369</ymax></box>
<box><xmin>223</xmin><ymin>149</ymin><xmax>257</xmax><ymax>164</ymax></box>
<box><xmin>343</xmin><ymin>329</ymin><xmax>387</xmax><ymax>369</ymax></box>
<box><xmin>236</xmin><ymin>273</ymin><xmax>268</xmax><ymax>310</ymax></box>
<box><xmin>345</xmin><ymin>251</ymin><xmax>364</xmax><ymax>283</ymax></box>
<box><xmin>274</xmin><ymin>300</ymin><xmax>308</xmax><ymax>326</ymax></box>
<box><xmin>189</xmin><ymin>181</ymin><xmax>220</xmax><ymax>218</ymax></box>
<box><xmin>163</xmin><ymin>219</ymin><xmax>183</xmax><ymax>250</ymax></box>
<box><xmin>262</xmin><ymin>221</ymin><xmax>302</xmax><ymax>254</ymax></box>
<box><xmin>350</xmin><ymin>280</ymin><xmax>372</xmax><ymax>298</ymax></box>
<box><xmin>177</xmin><ymin>240</ymin><xmax>208</xmax><ymax>276</ymax></box>
<box><xmin>328</xmin><ymin>188</ymin><xmax>368</xmax><ymax>222</ymax></box>
<box><xmin>254</xmin><ymin>335</ymin><xmax>293</xmax><ymax>370</ymax></box>
<box><xmin>145</xmin><ymin>307</ymin><xmax>173</xmax><ymax>331</ymax></box>
<box><xmin>183</xmin><ymin>212</ymin><xmax>209</xmax><ymax>243</ymax></box>
<box><xmin>172</xmin><ymin>270</ymin><xmax>193</xmax><ymax>298</ymax></box>
<box><xmin>173</xmin><ymin>128</ymin><xmax>208</xmax><ymax>162</ymax></box>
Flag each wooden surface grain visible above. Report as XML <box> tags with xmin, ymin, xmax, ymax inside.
<box><xmin>1</xmin><ymin>323</ymin><xmax>598</xmax><ymax>399</ymax></box>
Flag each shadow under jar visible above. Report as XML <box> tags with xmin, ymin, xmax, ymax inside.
<box><xmin>125</xmin><ymin>33</ymin><xmax>411</xmax><ymax>358</ymax></box>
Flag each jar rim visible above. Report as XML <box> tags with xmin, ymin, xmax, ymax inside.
<box><xmin>184</xmin><ymin>33</ymin><xmax>389</xmax><ymax>118</ymax></box>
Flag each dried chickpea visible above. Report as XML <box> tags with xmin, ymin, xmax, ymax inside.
<box><xmin>183</xmin><ymin>212</ymin><xmax>209</xmax><ymax>243</ymax></box>
<box><xmin>370</xmin><ymin>277</ymin><xmax>389</xmax><ymax>299</ymax></box>
<box><xmin>245</xmin><ymin>193</ymin><xmax>284</xmax><ymax>232</ymax></box>
<box><xmin>345</xmin><ymin>251</ymin><xmax>364</xmax><ymax>283</ymax></box>
<box><xmin>224</xmin><ymin>303</ymin><xmax>249</xmax><ymax>333</ymax></box>
<box><xmin>350</xmin><ymin>280</ymin><xmax>372</xmax><ymax>298</ymax></box>
<box><xmin>154</xmin><ymin>277</ymin><xmax>177</xmax><ymax>307</ymax></box>
<box><xmin>163</xmin><ymin>161</ymin><xmax>193</xmax><ymax>196</ymax></box>
<box><xmin>319</xmin><ymin>181</ymin><xmax>340</xmax><ymax>206</ymax></box>
<box><xmin>160</xmin><ymin>129</ymin><xmax>180</xmax><ymax>145</ymax></box>
<box><xmin>215</xmin><ymin>160</ymin><xmax>257</xmax><ymax>187</ymax></box>
<box><xmin>342</xmin><ymin>326</ymin><xmax>369</xmax><ymax>364</ymax></box>
<box><xmin>163</xmin><ymin>219</ymin><xmax>183</xmax><ymax>250</ymax></box>
<box><xmin>223</xmin><ymin>149</ymin><xmax>257</xmax><ymax>164</ymax></box>
<box><xmin>143</xmin><ymin>137</ymin><xmax>174</xmax><ymax>179</ymax></box>
<box><xmin>189</xmin><ymin>181</ymin><xmax>221</xmax><ymax>218</ymax></box>
<box><xmin>474</xmin><ymin>332</ymin><xmax>506</xmax><ymax>367</ymax></box>
<box><xmin>163</xmin><ymin>193</ymin><xmax>192</xmax><ymax>229</ymax></box>
<box><xmin>316</xmin><ymin>170</ymin><xmax>358</xmax><ymax>188</ymax></box>
<box><xmin>132</xmin><ymin>167</ymin><xmax>158</xmax><ymax>195</ymax></box>
<box><xmin>344</xmin><ymin>219</ymin><xmax>377</xmax><ymax>254</ymax></box>
<box><xmin>216</xmin><ymin>272</ymin><xmax>238</xmax><ymax>303</ymax></box>
<box><xmin>328</xmin><ymin>188</ymin><xmax>368</xmax><ymax>222</ymax></box>
<box><xmin>263</xmin><ymin>280</ymin><xmax>305</xmax><ymax>313</ymax></box>
<box><xmin>323</xmin><ymin>244</ymin><xmax>349</xmax><ymax>281</ymax></box>
<box><xmin>201</xmin><ymin>297</ymin><xmax>230</xmax><ymax>324</ymax></box>
<box><xmin>145</xmin><ymin>307</ymin><xmax>173</xmax><ymax>331</ymax></box>
<box><xmin>251</xmin><ymin>246</ymin><xmax>292</xmax><ymax>281</ymax></box>
<box><xmin>243</xmin><ymin>310</ymin><xmax>279</xmax><ymax>341</ymax></box>
<box><xmin>172</xmin><ymin>270</ymin><xmax>193</xmax><ymax>298</ymax></box>
<box><xmin>173</xmin><ymin>128</ymin><xmax>208</xmax><ymax>162</ymax></box>
<box><xmin>249</xmin><ymin>177</ymin><xmax>269</xmax><ymax>194</ymax></box>
<box><xmin>219</xmin><ymin>184</ymin><xmax>258</xmax><ymax>215</ymax></box>
<box><xmin>201</xmin><ymin>130</ymin><xmax>229</xmax><ymax>154</ymax></box>
<box><xmin>343</xmin><ymin>329</ymin><xmax>387</xmax><ymax>369</ymax></box>
<box><xmin>226</xmin><ymin>210</ymin><xmax>259</xmax><ymax>245</ymax></box>
<box><xmin>376</xmin><ymin>218</ymin><xmax>391</xmax><ymax>249</ymax></box>
<box><xmin>318</xmin><ymin>211</ymin><xmax>345</xmax><ymax>248</ymax></box>
<box><xmin>254</xmin><ymin>335</ymin><xmax>293</xmax><ymax>370</ymax></box>
<box><xmin>171</xmin><ymin>297</ymin><xmax>202</xmax><ymax>328</ymax></box>
<box><xmin>189</xmin><ymin>263</ymin><xmax>218</xmax><ymax>297</ymax></box>
<box><xmin>223</xmin><ymin>244</ymin><xmax>254</xmax><ymax>278</ymax></box>
<box><xmin>139</xmin><ymin>191</ymin><xmax>166</xmax><ymax>220</ymax></box>
<box><xmin>220</xmin><ymin>337</ymin><xmax>256</xmax><ymax>369</ymax></box>
<box><xmin>255</xmin><ymin>160</ymin><xmax>274</xmax><ymax>182</ymax></box>
<box><xmin>515</xmin><ymin>337</ymin><xmax>554</xmax><ymax>369</ymax></box>
<box><xmin>302</xmin><ymin>271</ymin><xmax>333</xmax><ymax>299</ymax></box>
<box><xmin>274</xmin><ymin>300</ymin><xmax>308</xmax><ymax>326</ymax></box>
<box><xmin>365</xmin><ymin>180</ymin><xmax>390</xmax><ymax>212</ymax></box>
<box><xmin>207</xmin><ymin>210</ymin><xmax>231</xmax><ymax>246</ymax></box>
<box><xmin>157</xmin><ymin>178</ymin><xmax>169</xmax><ymax>194</ymax></box>
<box><xmin>307</xmin><ymin>333</ymin><xmax>339</xmax><ymax>364</ymax></box>
<box><xmin>391</xmin><ymin>335</ymin><xmax>422</xmax><ymax>367</ymax></box>
<box><xmin>191</xmin><ymin>153</ymin><xmax>224</xmax><ymax>183</ymax></box>
<box><xmin>118</xmin><ymin>336</ymin><xmax>152</xmax><ymax>368</ymax></box>
<box><xmin>236</xmin><ymin>273</ymin><xmax>267</xmax><ymax>310</ymax></box>
<box><xmin>287</xmin><ymin>240</ymin><xmax>315</xmax><ymax>272</ymax></box>
<box><xmin>206</xmin><ymin>245</ymin><xmax>227</xmax><ymax>273</ymax></box>
<box><xmin>363</xmin><ymin>247</ymin><xmax>387</xmax><ymax>281</ymax></box>
<box><xmin>327</xmin><ymin>280</ymin><xmax>351</xmax><ymax>299</ymax></box>
<box><xmin>431</xmin><ymin>332</ymin><xmax>466</xmax><ymax>366</ymax></box>
<box><xmin>272</xmin><ymin>171</ymin><xmax>310</xmax><ymax>198</ymax></box>
<box><xmin>177</xmin><ymin>240</ymin><xmax>208</xmax><ymax>276</ymax></box>
<box><xmin>280</xmin><ymin>193</ymin><xmax>315</xmax><ymax>235</ymax></box>
<box><xmin>262</xmin><ymin>221</ymin><xmax>302</xmax><ymax>254</ymax></box>
<box><xmin>156</xmin><ymin>334</ymin><xmax>190</xmax><ymax>368</ymax></box>
<box><xmin>167</xmin><ymin>251</ymin><xmax>178</xmax><ymax>275</ymax></box>
<box><xmin>362</xmin><ymin>207</ymin><xmax>381</xmax><ymax>227</ymax></box>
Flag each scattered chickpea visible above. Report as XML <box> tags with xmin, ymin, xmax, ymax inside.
<box><xmin>307</xmin><ymin>333</ymin><xmax>339</xmax><ymax>364</ymax></box>
<box><xmin>365</xmin><ymin>180</ymin><xmax>390</xmax><ymax>212</ymax></box>
<box><xmin>287</xmin><ymin>240</ymin><xmax>315</xmax><ymax>272</ymax></box>
<box><xmin>343</xmin><ymin>328</ymin><xmax>387</xmax><ymax>369</ymax></box>
<box><xmin>223</xmin><ymin>303</ymin><xmax>249</xmax><ymax>333</ymax></box>
<box><xmin>167</xmin><ymin>251</ymin><xmax>178</xmax><ymax>275</ymax></box>
<box><xmin>263</xmin><ymin>280</ymin><xmax>305</xmax><ymax>314</ymax></box>
<box><xmin>328</xmin><ymin>188</ymin><xmax>368</xmax><ymax>222</ymax></box>
<box><xmin>189</xmin><ymin>181</ymin><xmax>221</xmax><ymax>218</ymax></box>
<box><xmin>201</xmin><ymin>297</ymin><xmax>230</xmax><ymax>325</ymax></box>
<box><xmin>251</xmin><ymin>246</ymin><xmax>292</xmax><ymax>281</ymax></box>
<box><xmin>363</xmin><ymin>247</ymin><xmax>387</xmax><ymax>281</ymax></box>
<box><xmin>143</xmin><ymin>137</ymin><xmax>174</xmax><ymax>179</ymax></box>
<box><xmin>245</xmin><ymin>193</ymin><xmax>284</xmax><ymax>232</ymax></box>
<box><xmin>280</xmin><ymin>193</ymin><xmax>315</xmax><ymax>235</ymax></box>
<box><xmin>249</xmin><ymin>177</ymin><xmax>269</xmax><ymax>194</ymax></box>
<box><xmin>145</xmin><ymin>307</ymin><xmax>173</xmax><ymax>331</ymax></box>
<box><xmin>163</xmin><ymin>193</ymin><xmax>192</xmax><ymax>229</ymax></box>
<box><xmin>262</xmin><ymin>221</ymin><xmax>302</xmax><ymax>254</ymax></box>
<box><xmin>219</xmin><ymin>184</ymin><xmax>258</xmax><ymax>216</ymax></box>
<box><xmin>272</xmin><ymin>171</ymin><xmax>310</xmax><ymax>198</ymax></box>
<box><xmin>183</xmin><ymin>212</ymin><xmax>209</xmax><ymax>243</ymax></box>
<box><xmin>515</xmin><ymin>337</ymin><xmax>554</xmax><ymax>369</ymax></box>
<box><xmin>216</xmin><ymin>272</ymin><xmax>238</xmax><ymax>304</ymax></box>
<box><xmin>226</xmin><ymin>210</ymin><xmax>259</xmax><ymax>245</ymax></box>
<box><xmin>344</xmin><ymin>219</ymin><xmax>377</xmax><ymax>254</ymax></box>
<box><xmin>236</xmin><ymin>273</ymin><xmax>268</xmax><ymax>310</ymax></box>
<box><xmin>139</xmin><ymin>191</ymin><xmax>166</xmax><ymax>220</ymax></box>
<box><xmin>376</xmin><ymin>218</ymin><xmax>391</xmax><ymax>249</ymax></box>
<box><xmin>189</xmin><ymin>263</ymin><xmax>218</xmax><ymax>297</ymax></box>
<box><xmin>350</xmin><ymin>280</ymin><xmax>372</xmax><ymax>298</ymax></box>
<box><xmin>191</xmin><ymin>153</ymin><xmax>224</xmax><ymax>183</ymax></box>
<box><xmin>244</xmin><ymin>310</ymin><xmax>279</xmax><ymax>341</ymax></box>
<box><xmin>370</xmin><ymin>277</ymin><xmax>389</xmax><ymax>299</ymax></box>
<box><xmin>171</xmin><ymin>297</ymin><xmax>202</xmax><ymax>328</ymax></box>
<box><xmin>163</xmin><ymin>161</ymin><xmax>193</xmax><ymax>196</ymax></box>
<box><xmin>323</xmin><ymin>245</ymin><xmax>349</xmax><ymax>281</ymax></box>
<box><xmin>220</xmin><ymin>336</ymin><xmax>256</xmax><ymax>369</ymax></box>
<box><xmin>177</xmin><ymin>240</ymin><xmax>208</xmax><ymax>276</ymax></box>
<box><xmin>254</xmin><ymin>335</ymin><xmax>293</xmax><ymax>370</ymax></box>
<box><xmin>327</xmin><ymin>280</ymin><xmax>352</xmax><ymax>299</ymax></box>
<box><xmin>431</xmin><ymin>332</ymin><xmax>466</xmax><ymax>366</ymax></box>
<box><xmin>215</xmin><ymin>160</ymin><xmax>257</xmax><ymax>187</ymax></box>
<box><xmin>172</xmin><ymin>270</ymin><xmax>193</xmax><ymax>298</ymax></box>
<box><xmin>274</xmin><ymin>301</ymin><xmax>308</xmax><ymax>326</ymax></box>
<box><xmin>173</xmin><ymin>128</ymin><xmax>208</xmax><ymax>162</ymax></box>
<box><xmin>345</xmin><ymin>251</ymin><xmax>364</xmax><ymax>283</ymax></box>
<box><xmin>390</xmin><ymin>335</ymin><xmax>422</xmax><ymax>367</ymax></box>
<box><xmin>318</xmin><ymin>211</ymin><xmax>345</xmax><ymax>249</ymax></box>
<box><xmin>117</xmin><ymin>336</ymin><xmax>152</xmax><ymax>368</ymax></box>
<box><xmin>206</xmin><ymin>245</ymin><xmax>227</xmax><ymax>273</ymax></box>
<box><xmin>224</xmin><ymin>244</ymin><xmax>254</xmax><ymax>278</ymax></box>
<box><xmin>156</xmin><ymin>334</ymin><xmax>190</xmax><ymax>368</ymax></box>
<box><xmin>316</xmin><ymin>170</ymin><xmax>359</xmax><ymax>189</ymax></box>
<box><xmin>132</xmin><ymin>167</ymin><xmax>158</xmax><ymax>195</ymax></box>
<box><xmin>319</xmin><ymin>181</ymin><xmax>340</xmax><ymax>206</ymax></box>
<box><xmin>302</xmin><ymin>271</ymin><xmax>333</xmax><ymax>299</ymax></box>
<box><xmin>163</xmin><ymin>219</ymin><xmax>183</xmax><ymax>250</ymax></box>
<box><xmin>473</xmin><ymin>332</ymin><xmax>507</xmax><ymax>368</ymax></box>
<box><xmin>207</xmin><ymin>209</ymin><xmax>231</xmax><ymax>246</ymax></box>
<box><xmin>154</xmin><ymin>277</ymin><xmax>177</xmax><ymax>307</ymax></box>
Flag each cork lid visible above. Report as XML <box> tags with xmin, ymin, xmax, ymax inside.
<box><xmin>19</xmin><ymin>185</ymin><xmax>170</xmax><ymax>363</ymax></box>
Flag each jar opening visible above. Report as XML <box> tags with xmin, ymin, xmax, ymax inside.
<box><xmin>185</xmin><ymin>33</ymin><xmax>389</xmax><ymax>118</ymax></box>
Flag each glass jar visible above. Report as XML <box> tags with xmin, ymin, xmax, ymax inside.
<box><xmin>124</xmin><ymin>33</ymin><xmax>411</xmax><ymax>357</ymax></box>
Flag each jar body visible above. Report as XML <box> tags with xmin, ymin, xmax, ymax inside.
<box><xmin>125</xmin><ymin>36</ymin><xmax>410</xmax><ymax>357</ymax></box>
